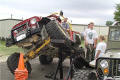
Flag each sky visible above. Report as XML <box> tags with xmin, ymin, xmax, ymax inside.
<box><xmin>0</xmin><ymin>0</ymin><xmax>120</xmax><ymax>25</ymax></box>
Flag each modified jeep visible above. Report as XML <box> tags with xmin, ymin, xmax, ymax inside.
<box><xmin>6</xmin><ymin>12</ymin><xmax>87</xmax><ymax>79</ymax></box>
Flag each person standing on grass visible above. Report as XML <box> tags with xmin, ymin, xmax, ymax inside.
<box><xmin>95</xmin><ymin>35</ymin><xmax>107</xmax><ymax>59</ymax></box>
<box><xmin>84</xmin><ymin>22</ymin><xmax>98</xmax><ymax>61</ymax></box>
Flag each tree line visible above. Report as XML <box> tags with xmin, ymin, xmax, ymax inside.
<box><xmin>106</xmin><ymin>4</ymin><xmax>120</xmax><ymax>26</ymax></box>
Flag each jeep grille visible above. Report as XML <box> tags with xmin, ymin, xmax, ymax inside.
<box><xmin>96</xmin><ymin>58</ymin><xmax>120</xmax><ymax>77</ymax></box>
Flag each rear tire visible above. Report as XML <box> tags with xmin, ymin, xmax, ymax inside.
<box><xmin>39</xmin><ymin>55</ymin><xmax>53</xmax><ymax>65</ymax></box>
<box><xmin>73</xmin><ymin>56</ymin><xmax>88</xmax><ymax>69</ymax></box>
<box><xmin>7</xmin><ymin>52</ymin><xmax>32</xmax><ymax>74</ymax></box>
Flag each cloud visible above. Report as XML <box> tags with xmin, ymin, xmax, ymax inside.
<box><xmin>0</xmin><ymin>5</ymin><xmax>49</xmax><ymax>19</ymax></box>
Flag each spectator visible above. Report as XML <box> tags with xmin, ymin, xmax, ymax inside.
<box><xmin>95</xmin><ymin>35</ymin><xmax>107</xmax><ymax>59</ymax></box>
<box><xmin>62</xmin><ymin>18</ymin><xmax>70</xmax><ymax>30</ymax></box>
<box><xmin>84</xmin><ymin>22</ymin><xmax>98</xmax><ymax>48</ymax></box>
<box><xmin>84</xmin><ymin>22</ymin><xmax>98</xmax><ymax>61</ymax></box>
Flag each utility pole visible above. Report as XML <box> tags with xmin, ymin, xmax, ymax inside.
<box><xmin>11</xmin><ymin>14</ymin><xmax>13</xmax><ymax>19</ymax></box>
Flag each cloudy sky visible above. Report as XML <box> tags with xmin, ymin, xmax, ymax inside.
<box><xmin>0</xmin><ymin>0</ymin><xmax>120</xmax><ymax>25</ymax></box>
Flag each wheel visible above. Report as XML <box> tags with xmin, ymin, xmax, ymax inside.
<box><xmin>88</xmin><ymin>72</ymin><xmax>97</xmax><ymax>80</ymax></box>
<box><xmin>72</xmin><ymin>69</ymin><xmax>97</xmax><ymax>80</ymax></box>
<box><xmin>73</xmin><ymin>55</ymin><xmax>90</xmax><ymax>69</ymax></box>
<box><xmin>96</xmin><ymin>68</ymin><xmax>104</xmax><ymax>80</ymax></box>
<box><xmin>7</xmin><ymin>52</ymin><xmax>32</xmax><ymax>74</ymax></box>
<box><xmin>45</xmin><ymin>20</ymin><xmax>72</xmax><ymax>47</ymax></box>
<box><xmin>39</xmin><ymin>55</ymin><xmax>53</xmax><ymax>65</ymax></box>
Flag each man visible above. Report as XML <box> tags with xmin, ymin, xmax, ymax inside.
<box><xmin>62</xmin><ymin>18</ymin><xmax>70</xmax><ymax>30</ymax></box>
<box><xmin>84</xmin><ymin>22</ymin><xmax>98</xmax><ymax>61</ymax></box>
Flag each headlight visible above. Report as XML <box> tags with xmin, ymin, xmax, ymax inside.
<box><xmin>100</xmin><ymin>60</ymin><xmax>108</xmax><ymax>68</ymax></box>
<box><xmin>30</xmin><ymin>18</ymin><xmax>37</xmax><ymax>24</ymax></box>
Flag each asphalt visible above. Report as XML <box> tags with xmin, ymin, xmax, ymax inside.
<box><xmin>0</xmin><ymin>57</ymin><xmax>70</xmax><ymax>80</ymax></box>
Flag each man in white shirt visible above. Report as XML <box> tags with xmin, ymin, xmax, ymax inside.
<box><xmin>84</xmin><ymin>22</ymin><xmax>98</xmax><ymax>61</ymax></box>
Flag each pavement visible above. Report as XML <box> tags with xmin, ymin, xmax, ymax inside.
<box><xmin>0</xmin><ymin>56</ymin><xmax>70</xmax><ymax>80</ymax></box>
<box><xmin>0</xmin><ymin>55</ymin><xmax>9</xmax><ymax>63</ymax></box>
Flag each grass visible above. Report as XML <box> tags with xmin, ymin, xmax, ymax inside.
<box><xmin>0</xmin><ymin>40</ymin><xmax>24</xmax><ymax>56</ymax></box>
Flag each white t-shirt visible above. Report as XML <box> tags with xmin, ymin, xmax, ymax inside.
<box><xmin>84</xmin><ymin>28</ymin><xmax>90</xmax><ymax>35</ymax></box>
<box><xmin>95</xmin><ymin>42</ymin><xmax>107</xmax><ymax>58</ymax></box>
<box><xmin>84</xmin><ymin>29</ymin><xmax>98</xmax><ymax>44</ymax></box>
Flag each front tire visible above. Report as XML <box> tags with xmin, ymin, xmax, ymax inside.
<box><xmin>7</xmin><ymin>52</ymin><xmax>32</xmax><ymax>74</ymax></box>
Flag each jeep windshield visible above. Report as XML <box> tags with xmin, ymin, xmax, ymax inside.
<box><xmin>107</xmin><ymin>26</ymin><xmax>120</xmax><ymax>49</ymax></box>
<box><xmin>109</xmin><ymin>28</ymin><xmax>120</xmax><ymax>41</ymax></box>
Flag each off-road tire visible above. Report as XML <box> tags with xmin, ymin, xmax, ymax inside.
<box><xmin>72</xmin><ymin>69</ymin><xmax>97</xmax><ymax>80</ymax></box>
<box><xmin>73</xmin><ymin>56</ymin><xmax>90</xmax><ymax>69</ymax></box>
<box><xmin>7</xmin><ymin>52</ymin><xmax>32</xmax><ymax>74</ymax></box>
<box><xmin>45</xmin><ymin>20</ymin><xmax>72</xmax><ymax>47</ymax></box>
<box><xmin>39</xmin><ymin>55</ymin><xmax>53</xmax><ymax>65</ymax></box>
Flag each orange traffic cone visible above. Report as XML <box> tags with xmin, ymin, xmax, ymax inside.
<box><xmin>14</xmin><ymin>53</ymin><xmax>28</xmax><ymax>80</ymax></box>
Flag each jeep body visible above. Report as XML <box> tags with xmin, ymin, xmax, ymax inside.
<box><xmin>95</xmin><ymin>24</ymin><xmax>120</xmax><ymax>80</ymax></box>
<box><xmin>6</xmin><ymin>13</ymin><xmax>83</xmax><ymax>76</ymax></box>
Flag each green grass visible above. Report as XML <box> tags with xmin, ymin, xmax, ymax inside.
<box><xmin>0</xmin><ymin>40</ymin><xmax>24</xmax><ymax>56</ymax></box>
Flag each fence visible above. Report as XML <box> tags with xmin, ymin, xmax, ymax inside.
<box><xmin>0</xmin><ymin>19</ymin><xmax>109</xmax><ymax>39</ymax></box>
<box><xmin>0</xmin><ymin>19</ymin><xmax>22</xmax><ymax>39</ymax></box>
<box><xmin>72</xmin><ymin>24</ymin><xmax>109</xmax><ymax>37</ymax></box>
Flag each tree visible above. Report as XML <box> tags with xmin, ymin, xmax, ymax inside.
<box><xmin>106</xmin><ymin>21</ymin><xmax>113</xmax><ymax>26</ymax></box>
<box><xmin>114</xmin><ymin>4</ymin><xmax>120</xmax><ymax>21</ymax></box>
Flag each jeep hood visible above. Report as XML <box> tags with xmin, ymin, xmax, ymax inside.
<box><xmin>89</xmin><ymin>50</ymin><xmax>120</xmax><ymax>67</ymax></box>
